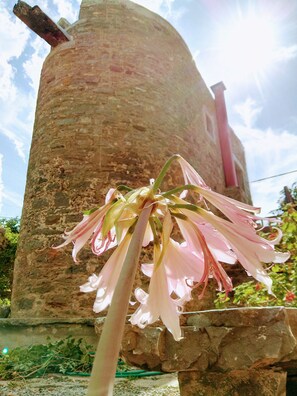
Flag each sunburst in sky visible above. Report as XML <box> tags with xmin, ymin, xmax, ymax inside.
<box><xmin>217</xmin><ymin>5</ymin><xmax>281</xmax><ymax>88</ymax></box>
<box><xmin>217</xmin><ymin>12</ymin><xmax>278</xmax><ymax>80</ymax></box>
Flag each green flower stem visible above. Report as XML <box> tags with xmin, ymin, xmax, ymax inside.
<box><xmin>116</xmin><ymin>185</ymin><xmax>133</xmax><ymax>192</ymax></box>
<box><xmin>162</xmin><ymin>184</ymin><xmax>198</xmax><ymax>197</ymax></box>
<box><xmin>151</xmin><ymin>154</ymin><xmax>180</xmax><ymax>193</ymax></box>
<box><xmin>168</xmin><ymin>203</ymin><xmax>199</xmax><ymax>211</ymax></box>
<box><xmin>86</xmin><ymin>202</ymin><xmax>153</xmax><ymax>396</ymax></box>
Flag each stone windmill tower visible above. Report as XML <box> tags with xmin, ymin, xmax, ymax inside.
<box><xmin>11</xmin><ymin>0</ymin><xmax>251</xmax><ymax>319</ymax></box>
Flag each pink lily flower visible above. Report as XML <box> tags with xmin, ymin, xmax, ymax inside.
<box><xmin>178</xmin><ymin>156</ymin><xmax>209</xmax><ymax>199</ymax></box>
<box><xmin>176</xmin><ymin>217</ymin><xmax>237</xmax><ymax>265</ymax></box>
<box><xmin>130</xmin><ymin>258</ymin><xmax>184</xmax><ymax>341</ymax></box>
<box><xmin>55</xmin><ymin>155</ymin><xmax>290</xmax><ymax>396</ymax></box>
<box><xmin>141</xmin><ymin>238</ymin><xmax>204</xmax><ymax>301</ymax></box>
<box><xmin>55</xmin><ymin>154</ymin><xmax>289</xmax><ymax>348</ymax></box>
<box><xmin>53</xmin><ymin>203</ymin><xmax>114</xmax><ymax>262</ymax></box>
<box><xmin>177</xmin><ymin>155</ymin><xmax>262</xmax><ymax>226</ymax></box>
<box><xmin>80</xmin><ymin>234</ymin><xmax>132</xmax><ymax>312</ymax></box>
<box><xmin>181</xmin><ymin>208</ymin><xmax>289</xmax><ymax>293</ymax></box>
<box><xmin>175</xmin><ymin>216</ymin><xmax>234</xmax><ymax>295</ymax></box>
<box><xmin>54</xmin><ymin>188</ymin><xmax>145</xmax><ymax>262</ymax></box>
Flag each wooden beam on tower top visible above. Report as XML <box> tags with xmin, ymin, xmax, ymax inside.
<box><xmin>13</xmin><ymin>1</ymin><xmax>71</xmax><ymax>47</ymax></box>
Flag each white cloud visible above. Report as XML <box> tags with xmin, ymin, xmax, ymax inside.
<box><xmin>274</xmin><ymin>44</ymin><xmax>297</xmax><ymax>62</ymax></box>
<box><xmin>52</xmin><ymin>0</ymin><xmax>79</xmax><ymax>22</ymax></box>
<box><xmin>234</xmin><ymin>98</ymin><xmax>263</xmax><ymax>129</ymax></box>
<box><xmin>0</xmin><ymin>8</ymin><xmax>30</xmax><ymax>59</ymax></box>
<box><xmin>2</xmin><ymin>190</ymin><xmax>24</xmax><ymax>210</ymax></box>
<box><xmin>131</xmin><ymin>0</ymin><xmax>174</xmax><ymax>17</ymax></box>
<box><xmin>0</xmin><ymin>153</ymin><xmax>24</xmax><ymax>217</ymax></box>
<box><xmin>0</xmin><ymin>126</ymin><xmax>26</xmax><ymax>162</ymax></box>
<box><xmin>233</xmin><ymin>99</ymin><xmax>297</xmax><ymax>215</ymax></box>
<box><xmin>22</xmin><ymin>0</ymin><xmax>51</xmax><ymax>14</ymax></box>
<box><xmin>0</xmin><ymin>58</ymin><xmax>17</xmax><ymax>102</ymax></box>
<box><xmin>0</xmin><ymin>8</ymin><xmax>30</xmax><ymax>103</ymax></box>
<box><xmin>23</xmin><ymin>37</ymin><xmax>49</xmax><ymax>94</ymax></box>
<box><xmin>0</xmin><ymin>79</ymin><xmax>36</xmax><ymax>162</ymax></box>
<box><xmin>251</xmin><ymin>172</ymin><xmax>297</xmax><ymax>216</ymax></box>
<box><xmin>0</xmin><ymin>7</ymin><xmax>35</xmax><ymax>161</ymax></box>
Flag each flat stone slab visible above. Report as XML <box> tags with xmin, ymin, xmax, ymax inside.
<box><xmin>94</xmin><ymin>307</ymin><xmax>297</xmax><ymax>373</ymax></box>
<box><xmin>0</xmin><ymin>318</ymin><xmax>98</xmax><ymax>349</ymax></box>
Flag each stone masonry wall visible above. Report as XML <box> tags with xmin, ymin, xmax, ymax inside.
<box><xmin>11</xmin><ymin>0</ymin><xmax>250</xmax><ymax>318</ymax></box>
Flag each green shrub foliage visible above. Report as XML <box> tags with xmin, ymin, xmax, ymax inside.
<box><xmin>0</xmin><ymin>337</ymin><xmax>94</xmax><ymax>379</ymax></box>
<box><xmin>0</xmin><ymin>217</ymin><xmax>20</xmax><ymax>301</ymax></box>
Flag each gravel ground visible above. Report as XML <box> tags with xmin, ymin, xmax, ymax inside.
<box><xmin>0</xmin><ymin>373</ymin><xmax>180</xmax><ymax>395</ymax></box>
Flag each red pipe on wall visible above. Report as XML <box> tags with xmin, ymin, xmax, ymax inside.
<box><xmin>211</xmin><ymin>82</ymin><xmax>238</xmax><ymax>187</ymax></box>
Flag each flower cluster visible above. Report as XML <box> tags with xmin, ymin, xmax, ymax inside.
<box><xmin>55</xmin><ymin>155</ymin><xmax>289</xmax><ymax>341</ymax></box>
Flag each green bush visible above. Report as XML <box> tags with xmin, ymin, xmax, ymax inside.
<box><xmin>0</xmin><ymin>337</ymin><xmax>94</xmax><ymax>380</ymax></box>
<box><xmin>0</xmin><ymin>217</ymin><xmax>20</xmax><ymax>301</ymax></box>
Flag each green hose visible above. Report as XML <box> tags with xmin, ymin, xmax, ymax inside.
<box><xmin>65</xmin><ymin>369</ymin><xmax>164</xmax><ymax>378</ymax></box>
<box><xmin>116</xmin><ymin>370</ymin><xmax>164</xmax><ymax>378</ymax></box>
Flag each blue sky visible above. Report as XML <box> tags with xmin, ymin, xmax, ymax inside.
<box><xmin>1</xmin><ymin>0</ymin><xmax>297</xmax><ymax>219</ymax></box>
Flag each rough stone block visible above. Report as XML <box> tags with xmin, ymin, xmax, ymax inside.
<box><xmin>178</xmin><ymin>369</ymin><xmax>287</xmax><ymax>396</ymax></box>
<box><xmin>118</xmin><ymin>308</ymin><xmax>297</xmax><ymax>373</ymax></box>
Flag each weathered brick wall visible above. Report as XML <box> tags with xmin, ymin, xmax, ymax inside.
<box><xmin>11</xmin><ymin>0</ymin><xmax>250</xmax><ymax>318</ymax></box>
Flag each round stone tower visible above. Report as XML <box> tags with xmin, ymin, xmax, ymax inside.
<box><xmin>11</xmin><ymin>0</ymin><xmax>228</xmax><ymax>318</ymax></box>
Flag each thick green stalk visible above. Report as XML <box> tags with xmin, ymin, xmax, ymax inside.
<box><xmin>86</xmin><ymin>203</ymin><xmax>153</xmax><ymax>396</ymax></box>
<box><xmin>161</xmin><ymin>184</ymin><xmax>198</xmax><ymax>197</ymax></box>
<box><xmin>152</xmin><ymin>154</ymin><xmax>180</xmax><ymax>193</ymax></box>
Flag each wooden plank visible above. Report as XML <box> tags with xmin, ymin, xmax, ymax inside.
<box><xmin>13</xmin><ymin>1</ymin><xmax>71</xmax><ymax>47</ymax></box>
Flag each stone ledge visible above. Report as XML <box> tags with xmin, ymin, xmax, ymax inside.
<box><xmin>95</xmin><ymin>307</ymin><xmax>297</xmax><ymax>374</ymax></box>
<box><xmin>0</xmin><ymin>318</ymin><xmax>96</xmax><ymax>327</ymax></box>
<box><xmin>0</xmin><ymin>318</ymin><xmax>98</xmax><ymax>349</ymax></box>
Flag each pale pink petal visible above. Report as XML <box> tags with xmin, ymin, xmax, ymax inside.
<box><xmin>54</xmin><ymin>204</ymin><xmax>112</xmax><ymax>261</ymax></box>
<box><xmin>266</xmin><ymin>228</ymin><xmax>283</xmax><ymax>245</ymax></box>
<box><xmin>134</xmin><ymin>287</ymin><xmax>148</xmax><ymax>304</ymax></box>
<box><xmin>92</xmin><ymin>227</ymin><xmax>117</xmax><ymax>255</ymax></box>
<box><xmin>232</xmin><ymin>247</ymin><xmax>273</xmax><ymax>293</ymax></box>
<box><xmin>141</xmin><ymin>263</ymin><xmax>154</xmax><ymax>277</ymax></box>
<box><xmin>130</xmin><ymin>263</ymin><xmax>183</xmax><ymax>341</ymax></box>
<box><xmin>184</xmin><ymin>209</ymin><xmax>287</xmax><ymax>293</ymax></box>
<box><xmin>163</xmin><ymin>239</ymin><xmax>203</xmax><ymax>299</ymax></box>
<box><xmin>105</xmin><ymin>188</ymin><xmax>116</xmax><ymax>204</ymax></box>
<box><xmin>155</xmin><ymin>265</ymin><xmax>183</xmax><ymax>341</ymax></box>
<box><xmin>141</xmin><ymin>240</ymin><xmax>201</xmax><ymax>300</ymax></box>
<box><xmin>142</xmin><ymin>222</ymin><xmax>154</xmax><ymax>247</ymax></box>
<box><xmin>72</xmin><ymin>230</ymin><xmax>94</xmax><ymax>262</ymax></box>
<box><xmin>80</xmin><ymin>274</ymin><xmax>101</xmax><ymax>292</ymax></box>
<box><xmin>178</xmin><ymin>156</ymin><xmax>208</xmax><ymax>189</ymax></box>
<box><xmin>80</xmin><ymin>234</ymin><xmax>132</xmax><ymax>313</ymax></box>
<box><xmin>195</xmin><ymin>188</ymin><xmax>261</xmax><ymax>225</ymax></box>
<box><xmin>273</xmin><ymin>251</ymin><xmax>290</xmax><ymax>263</ymax></box>
<box><xmin>176</xmin><ymin>217</ymin><xmax>236</xmax><ymax>265</ymax></box>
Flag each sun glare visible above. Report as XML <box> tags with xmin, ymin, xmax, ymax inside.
<box><xmin>217</xmin><ymin>12</ymin><xmax>279</xmax><ymax>82</ymax></box>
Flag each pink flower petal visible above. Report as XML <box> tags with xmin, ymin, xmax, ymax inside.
<box><xmin>80</xmin><ymin>234</ymin><xmax>132</xmax><ymax>313</ymax></box>
<box><xmin>130</xmin><ymin>263</ymin><xmax>183</xmax><ymax>341</ymax></box>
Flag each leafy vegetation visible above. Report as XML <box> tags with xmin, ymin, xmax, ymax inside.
<box><xmin>215</xmin><ymin>184</ymin><xmax>297</xmax><ymax>309</ymax></box>
<box><xmin>0</xmin><ymin>337</ymin><xmax>94</xmax><ymax>380</ymax></box>
<box><xmin>0</xmin><ymin>217</ymin><xmax>20</xmax><ymax>302</ymax></box>
<box><xmin>0</xmin><ymin>337</ymin><xmax>133</xmax><ymax>380</ymax></box>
